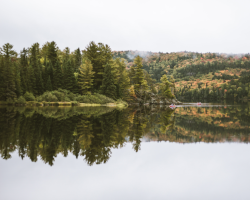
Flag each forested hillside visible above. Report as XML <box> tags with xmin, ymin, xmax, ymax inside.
<box><xmin>114</xmin><ymin>51</ymin><xmax>250</xmax><ymax>101</ymax></box>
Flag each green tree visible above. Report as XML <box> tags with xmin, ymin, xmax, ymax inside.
<box><xmin>101</xmin><ymin>62</ymin><xmax>117</xmax><ymax>100</ymax></box>
<box><xmin>47</xmin><ymin>41</ymin><xmax>58</xmax><ymax>67</ymax></box>
<box><xmin>46</xmin><ymin>76</ymin><xmax>52</xmax><ymax>91</ymax></box>
<box><xmin>160</xmin><ymin>75</ymin><xmax>174</xmax><ymax>99</ymax></box>
<box><xmin>74</xmin><ymin>48</ymin><xmax>81</xmax><ymax>72</ymax></box>
<box><xmin>133</xmin><ymin>56</ymin><xmax>147</xmax><ymax>92</ymax></box>
<box><xmin>64</xmin><ymin>60</ymin><xmax>78</xmax><ymax>93</ymax></box>
<box><xmin>78</xmin><ymin>59</ymin><xmax>95</xmax><ymax>94</ymax></box>
<box><xmin>84</xmin><ymin>41</ymin><xmax>112</xmax><ymax>90</ymax></box>
<box><xmin>0</xmin><ymin>43</ymin><xmax>17</xmax><ymax>101</ymax></box>
<box><xmin>53</xmin><ymin>60</ymin><xmax>64</xmax><ymax>90</ymax></box>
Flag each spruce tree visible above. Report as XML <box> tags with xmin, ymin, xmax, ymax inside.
<box><xmin>0</xmin><ymin>57</ymin><xmax>5</xmax><ymax>100</ymax></box>
<box><xmin>53</xmin><ymin>60</ymin><xmax>63</xmax><ymax>90</ymax></box>
<box><xmin>14</xmin><ymin>63</ymin><xmax>22</xmax><ymax>97</ymax></box>
<box><xmin>47</xmin><ymin>41</ymin><xmax>58</xmax><ymax>67</ymax></box>
<box><xmin>0</xmin><ymin>43</ymin><xmax>17</xmax><ymax>101</ymax></box>
<box><xmin>114</xmin><ymin>58</ymin><xmax>130</xmax><ymax>99</ymax></box>
<box><xmin>20</xmin><ymin>48</ymin><xmax>29</xmax><ymax>94</ymax></box>
<box><xmin>46</xmin><ymin>76</ymin><xmax>52</xmax><ymax>91</ymax></box>
<box><xmin>27</xmin><ymin>64</ymin><xmax>37</xmax><ymax>95</ymax></box>
<box><xmin>78</xmin><ymin>59</ymin><xmax>95</xmax><ymax>94</ymax></box>
<box><xmin>4</xmin><ymin>59</ymin><xmax>17</xmax><ymax>101</ymax></box>
<box><xmin>74</xmin><ymin>48</ymin><xmax>81</xmax><ymax>72</ymax></box>
<box><xmin>133</xmin><ymin>56</ymin><xmax>147</xmax><ymax>92</ymax></box>
<box><xmin>84</xmin><ymin>41</ymin><xmax>112</xmax><ymax>90</ymax></box>
<box><xmin>101</xmin><ymin>63</ymin><xmax>117</xmax><ymax>100</ymax></box>
<box><xmin>160</xmin><ymin>75</ymin><xmax>174</xmax><ymax>98</ymax></box>
<box><xmin>64</xmin><ymin>60</ymin><xmax>78</xmax><ymax>93</ymax></box>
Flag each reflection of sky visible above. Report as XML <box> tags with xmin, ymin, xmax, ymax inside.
<box><xmin>1</xmin><ymin>142</ymin><xmax>250</xmax><ymax>200</ymax></box>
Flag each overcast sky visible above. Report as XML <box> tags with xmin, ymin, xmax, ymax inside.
<box><xmin>1</xmin><ymin>0</ymin><xmax>249</xmax><ymax>54</ymax></box>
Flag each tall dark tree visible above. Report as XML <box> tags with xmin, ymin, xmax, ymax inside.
<box><xmin>53</xmin><ymin>60</ymin><xmax>64</xmax><ymax>90</ymax></box>
<box><xmin>47</xmin><ymin>41</ymin><xmax>58</xmax><ymax>67</ymax></box>
<box><xmin>20</xmin><ymin>48</ymin><xmax>29</xmax><ymax>94</ymax></box>
<box><xmin>101</xmin><ymin>62</ymin><xmax>117</xmax><ymax>100</ymax></box>
<box><xmin>64</xmin><ymin>60</ymin><xmax>78</xmax><ymax>93</ymax></box>
<box><xmin>84</xmin><ymin>41</ymin><xmax>112</xmax><ymax>90</ymax></box>
<box><xmin>46</xmin><ymin>76</ymin><xmax>52</xmax><ymax>91</ymax></box>
<box><xmin>0</xmin><ymin>43</ymin><xmax>17</xmax><ymax>101</ymax></box>
<box><xmin>74</xmin><ymin>48</ymin><xmax>81</xmax><ymax>72</ymax></box>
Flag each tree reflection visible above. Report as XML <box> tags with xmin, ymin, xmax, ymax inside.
<box><xmin>0</xmin><ymin>104</ymin><xmax>250</xmax><ymax>166</ymax></box>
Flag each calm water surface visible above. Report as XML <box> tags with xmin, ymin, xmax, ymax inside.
<box><xmin>0</xmin><ymin>103</ymin><xmax>250</xmax><ymax>200</ymax></box>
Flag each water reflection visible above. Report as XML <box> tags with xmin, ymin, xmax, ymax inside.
<box><xmin>0</xmin><ymin>103</ymin><xmax>249</xmax><ymax>166</ymax></box>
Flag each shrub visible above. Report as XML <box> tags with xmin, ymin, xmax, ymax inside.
<box><xmin>45</xmin><ymin>92</ymin><xmax>58</xmax><ymax>102</ymax></box>
<box><xmin>24</xmin><ymin>92</ymin><xmax>35</xmax><ymax>101</ymax></box>
<box><xmin>16</xmin><ymin>96</ymin><xmax>26</xmax><ymax>104</ymax></box>
<box><xmin>52</xmin><ymin>90</ymin><xmax>64</xmax><ymax>101</ymax></box>
<box><xmin>76</xmin><ymin>95</ymin><xmax>91</xmax><ymax>103</ymax></box>
<box><xmin>6</xmin><ymin>98</ymin><xmax>14</xmax><ymax>104</ymax></box>
<box><xmin>64</xmin><ymin>97</ymin><xmax>71</xmax><ymax>102</ymax></box>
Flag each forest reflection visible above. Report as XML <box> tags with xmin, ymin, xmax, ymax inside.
<box><xmin>0</xmin><ymin>104</ymin><xmax>249</xmax><ymax>166</ymax></box>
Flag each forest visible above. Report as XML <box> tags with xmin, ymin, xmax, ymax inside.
<box><xmin>0</xmin><ymin>42</ymin><xmax>174</xmax><ymax>106</ymax></box>
<box><xmin>114</xmin><ymin>51</ymin><xmax>250</xmax><ymax>101</ymax></box>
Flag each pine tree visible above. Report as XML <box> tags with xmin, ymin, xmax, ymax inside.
<box><xmin>53</xmin><ymin>60</ymin><xmax>63</xmax><ymax>90</ymax></box>
<box><xmin>78</xmin><ymin>59</ymin><xmax>95</xmax><ymax>94</ymax></box>
<box><xmin>74</xmin><ymin>48</ymin><xmax>81</xmax><ymax>72</ymax></box>
<box><xmin>133</xmin><ymin>56</ymin><xmax>147</xmax><ymax>92</ymax></box>
<box><xmin>0</xmin><ymin>57</ymin><xmax>5</xmax><ymax>100</ymax></box>
<box><xmin>27</xmin><ymin>64</ymin><xmax>37</xmax><ymax>95</ymax></box>
<box><xmin>30</xmin><ymin>43</ymin><xmax>44</xmax><ymax>95</ymax></box>
<box><xmin>20</xmin><ymin>48</ymin><xmax>29</xmax><ymax>94</ymax></box>
<box><xmin>101</xmin><ymin>63</ymin><xmax>117</xmax><ymax>100</ymax></box>
<box><xmin>64</xmin><ymin>60</ymin><xmax>78</xmax><ymax>93</ymax></box>
<box><xmin>14</xmin><ymin>62</ymin><xmax>22</xmax><ymax>97</ymax></box>
<box><xmin>160</xmin><ymin>75</ymin><xmax>174</xmax><ymax>99</ymax></box>
<box><xmin>47</xmin><ymin>41</ymin><xmax>58</xmax><ymax>67</ymax></box>
<box><xmin>84</xmin><ymin>41</ymin><xmax>112</xmax><ymax>90</ymax></box>
<box><xmin>0</xmin><ymin>43</ymin><xmax>17</xmax><ymax>101</ymax></box>
<box><xmin>46</xmin><ymin>76</ymin><xmax>52</xmax><ymax>91</ymax></box>
<box><xmin>114</xmin><ymin>58</ymin><xmax>130</xmax><ymax>99</ymax></box>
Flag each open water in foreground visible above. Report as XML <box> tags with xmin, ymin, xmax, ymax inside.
<box><xmin>0</xmin><ymin>103</ymin><xmax>250</xmax><ymax>200</ymax></box>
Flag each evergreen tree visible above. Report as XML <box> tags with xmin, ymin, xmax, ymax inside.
<box><xmin>101</xmin><ymin>63</ymin><xmax>117</xmax><ymax>100</ymax></box>
<box><xmin>133</xmin><ymin>56</ymin><xmax>147</xmax><ymax>92</ymax></box>
<box><xmin>20</xmin><ymin>48</ymin><xmax>29</xmax><ymax>94</ymax></box>
<box><xmin>27</xmin><ymin>64</ymin><xmax>37</xmax><ymax>95</ymax></box>
<box><xmin>64</xmin><ymin>60</ymin><xmax>78</xmax><ymax>93</ymax></box>
<box><xmin>30</xmin><ymin>43</ymin><xmax>44</xmax><ymax>95</ymax></box>
<box><xmin>0</xmin><ymin>43</ymin><xmax>17</xmax><ymax>101</ymax></box>
<box><xmin>53</xmin><ymin>60</ymin><xmax>63</xmax><ymax>90</ymax></box>
<box><xmin>84</xmin><ymin>41</ymin><xmax>112</xmax><ymax>90</ymax></box>
<box><xmin>47</xmin><ymin>41</ymin><xmax>58</xmax><ymax>67</ymax></box>
<box><xmin>74</xmin><ymin>48</ymin><xmax>81</xmax><ymax>72</ymax></box>
<box><xmin>0</xmin><ymin>57</ymin><xmax>5</xmax><ymax>100</ymax></box>
<box><xmin>78</xmin><ymin>59</ymin><xmax>95</xmax><ymax>94</ymax></box>
<box><xmin>114</xmin><ymin>58</ymin><xmax>130</xmax><ymax>99</ymax></box>
<box><xmin>14</xmin><ymin>63</ymin><xmax>22</xmax><ymax>97</ymax></box>
<box><xmin>160</xmin><ymin>75</ymin><xmax>174</xmax><ymax>98</ymax></box>
<box><xmin>46</xmin><ymin>76</ymin><xmax>52</xmax><ymax>91</ymax></box>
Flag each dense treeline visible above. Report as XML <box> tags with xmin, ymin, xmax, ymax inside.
<box><xmin>0</xmin><ymin>42</ymin><xmax>175</xmax><ymax>105</ymax></box>
<box><xmin>114</xmin><ymin>51</ymin><xmax>250</xmax><ymax>101</ymax></box>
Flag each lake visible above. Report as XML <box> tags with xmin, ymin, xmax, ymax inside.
<box><xmin>0</xmin><ymin>103</ymin><xmax>250</xmax><ymax>200</ymax></box>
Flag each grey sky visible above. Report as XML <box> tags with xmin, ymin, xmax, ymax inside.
<box><xmin>1</xmin><ymin>0</ymin><xmax>249</xmax><ymax>54</ymax></box>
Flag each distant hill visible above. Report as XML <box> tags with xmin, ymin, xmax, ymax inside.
<box><xmin>113</xmin><ymin>51</ymin><xmax>250</xmax><ymax>100</ymax></box>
